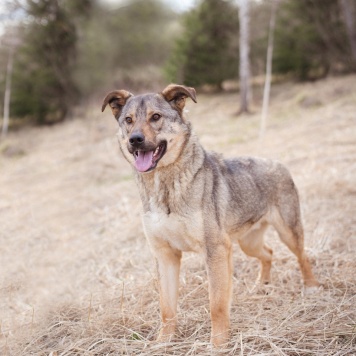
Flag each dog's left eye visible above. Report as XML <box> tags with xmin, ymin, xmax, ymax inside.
<box><xmin>151</xmin><ymin>113</ymin><xmax>161</xmax><ymax>121</ymax></box>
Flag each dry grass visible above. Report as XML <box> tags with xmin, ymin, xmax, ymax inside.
<box><xmin>0</xmin><ymin>75</ymin><xmax>355</xmax><ymax>355</ymax></box>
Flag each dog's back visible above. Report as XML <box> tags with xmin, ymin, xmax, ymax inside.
<box><xmin>197</xmin><ymin>153</ymin><xmax>299</xmax><ymax>235</ymax></box>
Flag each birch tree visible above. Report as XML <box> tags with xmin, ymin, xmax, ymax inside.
<box><xmin>1</xmin><ymin>29</ymin><xmax>20</xmax><ymax>139</ymax></box>
<box><xmin>260</xmin><ymin>0</ymin><xmax>278</xmax><ymax>138</ymax></box>
<box><xmin>238</xmin><ymin>0</ymin><xmax>251</xmax><ymax>114</ymax></box>
<box><xmin>1</xmin><ymin>46</ymin><xmax>14</xmax><ymax>139</ymax></box>
<box><xmin>340</xmin><ymin>0</ymin><xmax>356</xmax><ymax>62</ymax></box>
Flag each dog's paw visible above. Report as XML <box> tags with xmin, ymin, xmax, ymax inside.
<box><xmin>156</xmin><ymin>328</ymin><xmax>175</xmax><ymax>344</ymax></box>
<box><xmin>303</xmin><ymin>284</ymin><xmax>323</xmax><ymax>296</ymax></box>
<box><xmin>210</xmin><ymin>327</ymin><xmax>230</xmax><ymax>348</ymax></box>
<box><xmin>250</xmin><ymin>279</ymin><xmax>272</xmax><ymax>295</ymax></box>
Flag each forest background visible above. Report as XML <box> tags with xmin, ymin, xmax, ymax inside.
<box><xmin>1</xmin><ymin>0</ymin><xmax>355</xmax><ymax>125</ymax></box>
<box><xmin>0</xmin><ymin>1</ymin><xmax>355</xmax><ymax>355</ymax></box>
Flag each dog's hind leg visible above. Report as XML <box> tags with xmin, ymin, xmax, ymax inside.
<box><xmin>271</xmin><ymin>206</ymin><xmax>319</xmax><ymax>289</ymax></box>
<box><xmin>155</xmin><ymin>245</ymin><xmax>182</xmax><ymax>342</ymax></box>
<box><xmin>238</xmin><ymin>222</ymin><xmax>273</xmax><ymax>284</ymax></box>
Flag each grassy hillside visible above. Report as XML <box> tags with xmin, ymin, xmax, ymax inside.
<box><xmin>0</xmin><ymin>75</ymin><xmax>355</xmax><ymax>355</ymax></box>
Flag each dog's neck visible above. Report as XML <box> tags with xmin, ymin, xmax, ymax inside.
<box><xmin>134</xmin><ymin>131</ymin><xmax>205</xmax><ymax>214</ymax></box>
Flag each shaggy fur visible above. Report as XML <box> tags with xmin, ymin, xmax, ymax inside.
<box><xmin>102</xmin><ymin>84</ymin><xmax>319</xmax><ymax>347</ymax></box>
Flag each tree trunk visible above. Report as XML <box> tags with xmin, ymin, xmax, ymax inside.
<box><xmin>238</xmin><ymin>0</ymin><xmax>251</xmax><ymax>114</ymax></box>
<box><xmin>1</xmin><ymin>47</ymin><xmax>14</xmax><ymax>140</ymax></box>
<box><xmin>260</xmin><ymin>0</ymin><xmax>278</xmax><ymax>138</ymax></box>
<box><xmin>340</xmin><ymin>0</ymin><xmax>356</xmax><ymax>62</ymax></box>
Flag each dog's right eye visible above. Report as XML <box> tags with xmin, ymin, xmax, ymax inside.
<box><xmin>125</xmin><ymin>117</ymin><xmax>133</xmax><ymax>124</ymax></box>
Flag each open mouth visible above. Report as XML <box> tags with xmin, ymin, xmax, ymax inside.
<box><xmin>133</xmin><ymin>141</ymin><xmax>167</xmax><ymax>172</ymax></box>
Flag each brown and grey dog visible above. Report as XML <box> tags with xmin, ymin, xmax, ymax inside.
<box><xmin>101</xmin><ymin>84</ymin><xmax>319</xmax><ymax>347</ymax></box>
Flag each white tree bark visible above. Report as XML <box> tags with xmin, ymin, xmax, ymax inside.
<box><xmin>340</xmin><ymin>0</ymin><xmax>356</xmax><ymax>61</ymax></box>
<box><xmin>260</xmin><ymin>0</ymin><xmax>278</xmax><ymax>138</ymax></box>
<box><xmin>238</xmin><ymin>0</ymin><xmax>251</xmax><ymax>114</ymax></box>
<box><xmin>1</xmin><ymin>47</ymin><xmax>14</xmax><ymax>139</ymax></box>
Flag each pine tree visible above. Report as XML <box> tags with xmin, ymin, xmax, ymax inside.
<box><xmin>166</xmin><ymin>0</ymin><xmax>239</xmax><ymax>88</ymax></box>
<box><xmin>273</xmin><ymin>0</ymin><xmax>353</xmax><ymax>80</ymax></box>
<box><xmin>10</xmin><ymin>0</ymin><xmax>92</xmax><ymax>124</ymax></box>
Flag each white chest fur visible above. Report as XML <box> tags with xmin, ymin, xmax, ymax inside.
<box><xmin>142</xmin><ymin>211</ymin><xmax>204</xmax><ymax>253</ymax></box>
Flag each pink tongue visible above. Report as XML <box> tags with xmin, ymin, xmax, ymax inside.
<box><xmin>134</xmin><ymin>151</ymin><xmax>154</xmax><ymax>172</ymax></box>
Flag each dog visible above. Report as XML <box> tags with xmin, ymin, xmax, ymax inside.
<box><xmin>101</xmin><ymin>84</ymin><xmax>319</xmax><ymax>347</ymax></box>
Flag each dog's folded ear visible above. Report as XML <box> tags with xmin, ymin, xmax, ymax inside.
<box><xmin>161</xmin><ymin>84</ymin><xmax>197</xmax><ymax>113</ymax></box>
<box><xmin>101</xmin><ymin>90</ymin><xmax>133</xmax><ymax>118</ymax></box>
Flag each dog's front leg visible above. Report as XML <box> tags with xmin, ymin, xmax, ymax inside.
<box><xmin>155</xmin><ymin>245</ymin><xmax>182</xmax><ymax>342</ymax></box>
<box><xmin>206</xmin><ymin>241</ymin><xmax>233</xmax><ymax>347</ymax></box>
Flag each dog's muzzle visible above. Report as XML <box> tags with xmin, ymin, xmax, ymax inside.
<box><xmin>131</xmin><ymin>141</ymin><xmax>167</xmax><ymax>173</ymax></box>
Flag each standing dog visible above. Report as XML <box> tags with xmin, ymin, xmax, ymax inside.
<box><xmin>101</xmin><ymin>84</ymin><xmax>319</xmax><ymax>347</ymax></box>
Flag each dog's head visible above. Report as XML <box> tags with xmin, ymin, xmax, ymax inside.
<box><xmin>102</xmin><ymin>84</ymin><xmax>197</xmax><ymax>173</ymax></box>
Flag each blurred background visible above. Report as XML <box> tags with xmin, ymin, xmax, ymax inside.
<box><xmin>1</xmin><ymin>1</ymin><xmax>356</xmax><ymax>354</ymax></box>
<box><xmin>0</xmin><ymin>0</ymin><xmax>355</xmax><ymax>125</ymax></box>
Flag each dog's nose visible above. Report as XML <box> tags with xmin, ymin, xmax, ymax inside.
<box><xmin>129</xmin><ymin>133</ymin><xmax>145</xmax><ymax>147</ymax></box>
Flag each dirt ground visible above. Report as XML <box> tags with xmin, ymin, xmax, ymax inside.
<box><xmin>0</xmin><ymin>75</ymin><xmax>355</xmax><ymax>355</ymax></box>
